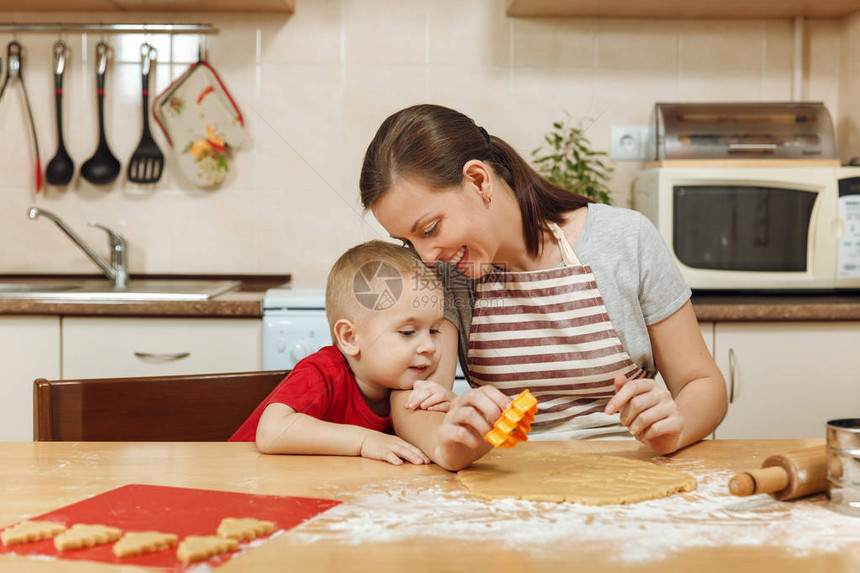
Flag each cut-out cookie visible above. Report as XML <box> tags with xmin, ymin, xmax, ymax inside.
<box><xmin>112</xmin><ymin>531</ymin><xmax>179</xmax><ymax>557</ymax></box>
<box><xmin>176</xmin><ymin>535</ymin><xmax>239</xmax><ymax>563</ymax></box>
<box><xmin>1</xmin><ymin>521</ymin><xmax>67</xmax><ymax>546</ymax></box>
<box><xmin>216</xmin><ymin>517</ymin><xmax>275</xmax><ymax>541</ymax></box>
<box><xmin>54</xmin><ymin>524</ymin><xmax>122</xmax><ymax>551</ymax></box>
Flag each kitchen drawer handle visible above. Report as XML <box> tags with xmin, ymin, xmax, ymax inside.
<box><xmin>134</xmin><ymin>351</ymin><xmax>191</xmax><ymax>361</ymax></box>
<box><xmin>728</xmin><ymin>143</ymin><xmax>777</xmax><ymax>151</ymax></box>
<box><xmin>728</xmin><ymin>347</ymin><xmax>739</xmax><ymax>404</ymax></box>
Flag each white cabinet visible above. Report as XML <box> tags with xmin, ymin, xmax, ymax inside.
<box><xmin>0</xmin><ymin>316</ymin><xmax>60</xmax><ymax>441</ymax></box>
<box><xmin>713</xmin><ymin>322</ymin><xmax>860</xmax><ymax>439</ymax></box>
<box><xmin>62</xmin><ymin>317</ymin><xmax>262</xmax><ymax>379</ymax></box>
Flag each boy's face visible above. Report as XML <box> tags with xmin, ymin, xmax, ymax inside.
<box><xmin>352</xmin><ymin>276</ymin><xmax>445</xmax><ymax>391</ymax></box>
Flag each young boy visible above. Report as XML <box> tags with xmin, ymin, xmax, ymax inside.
<box><xmin>230</xmin><ymin>241</ymin><xmax>454</xmax><ymax>465</ymax></box>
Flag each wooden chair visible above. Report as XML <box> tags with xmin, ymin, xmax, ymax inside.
<box><xmin>33</xmin><ymin>370</ymin><xmax>288</xmax><ymax>441</ymax></box>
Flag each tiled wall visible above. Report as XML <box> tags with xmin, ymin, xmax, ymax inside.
<box><xmin>840</xmin><ymin>13</ymin><xmax>860</xmax><ymax>163</ymax></box>
<box><xmin>0</xmin><ymin>1</ymin><xmax>848</xmax><ymax>285</ymax></box>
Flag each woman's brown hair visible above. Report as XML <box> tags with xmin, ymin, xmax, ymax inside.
<box><xmin>359</xmin><ymin>104</ymin><xmax>592</xmax><ymax>256</ymax></box>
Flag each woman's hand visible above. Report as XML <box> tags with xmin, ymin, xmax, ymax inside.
<box><xmin>404</xmin><ymin>380</ymin><xmax>454</xmax><ymax>413</ymax></box>
<box><xmin>436</xmin><ymin>385</ymin><xmax>511</xmax><ymax>451</ymax></box>
<box><xmin>605</xmin><ymin>374</ymin><xmax>684</xmax><ymax>455</ymax></box>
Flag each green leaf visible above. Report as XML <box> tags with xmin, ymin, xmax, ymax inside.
<box><xmin>529</xmin><ymin>112</ymin><xmax>614</xmax><ymax>204</ymax></box>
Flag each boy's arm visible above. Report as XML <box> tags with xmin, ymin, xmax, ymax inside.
<box><xmin>255</xmin><ymin>403</ymin><xmax>429</xmax><ymax>465</ymax></box>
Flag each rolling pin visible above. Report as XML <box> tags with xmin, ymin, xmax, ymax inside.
<box><xmin>728</xmin><ymin>445</ymin><xmax>827</xmax><ymax>501</ymax></box>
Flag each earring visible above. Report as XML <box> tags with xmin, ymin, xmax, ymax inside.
<box><xmin>482</xmin><ymin>187</ymin><xmax>492</xmax><ymax>204</ymax></box>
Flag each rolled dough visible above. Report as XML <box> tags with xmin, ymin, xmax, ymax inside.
<box><xmin>457</xmin><ymin>450</ymin><xmax>697</xmax><ymax>505</ymax></box>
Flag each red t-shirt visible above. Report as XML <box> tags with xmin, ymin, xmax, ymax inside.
<box><xmin>229</xmin><ymin>346</ymin><xmax>392</xmax><ymax>442</ymax></box>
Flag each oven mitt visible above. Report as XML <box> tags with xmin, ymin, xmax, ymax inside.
<box><xmin>152</xmin><ymin>61</ymin><xmax>244</xmax><ymax>187</ymax></box>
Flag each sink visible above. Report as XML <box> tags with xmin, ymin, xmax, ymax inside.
<box><xmin>0</xmin><ymin>283</ymin><xmax>80</xmax><ymax>293</ymax></box>
<box><xmin>0</xmin><ymin>279</ymin><xmax>241</xmax><ymax>301</ymax></box>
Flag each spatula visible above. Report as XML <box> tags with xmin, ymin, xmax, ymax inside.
<box><xmin>127</xmin><ymin>43</ymin><xmax>163</xmax><ymax>184</ymax></box>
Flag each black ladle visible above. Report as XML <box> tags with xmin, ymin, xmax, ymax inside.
<box><xmin>81</xmin><ymin>41</ymin><xmax>120</xmax><ymax>185</ymax></box>
<box><xmin>45</xmin><ymin>40</ymin><xmax>74</xmax><ymax>186</ymax></box>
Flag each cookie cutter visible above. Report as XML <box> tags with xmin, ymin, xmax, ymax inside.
<box><xmin>485</xmin><ymin>389</ymin><xmax>537</xmax><ymax>448</ymax></box>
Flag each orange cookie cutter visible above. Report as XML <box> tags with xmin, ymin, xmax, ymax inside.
<box><xmin>484</xmin><ymin>389</ymin><xmax>537</xmax><ymax>448</ymax></box>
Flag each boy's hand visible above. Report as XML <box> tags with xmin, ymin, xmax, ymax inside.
<box><xmin>404</xmin><ymin>380</ymin><xmax>454</xmax><ymax>413</ymax></box>
<box><xmin>604</xmin><ymin>374</ymin><xmax>684</xmax><ymax>455</ymax></box>
<box><xmin>360</xmin><ymin>432</ymin><xmax>431</xmax><ymax>466</ymax></box>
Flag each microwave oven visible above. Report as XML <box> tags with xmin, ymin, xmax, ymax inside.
<box><xmin>632</xmin><ymin>166</ymin><xmax>860</xmax><ymax>291</ymax></box>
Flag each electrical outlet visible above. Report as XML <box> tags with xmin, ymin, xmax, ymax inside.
<box><xmin>609</xmin><ymin>126</ymin><xmax>649</xmax><ymax>161</ymax></box>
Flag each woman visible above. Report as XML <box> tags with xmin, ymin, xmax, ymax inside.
<box><xmin>360</xmin><ymin>104</ymin><xmax>727</xmax><ymax>471</ymax></box>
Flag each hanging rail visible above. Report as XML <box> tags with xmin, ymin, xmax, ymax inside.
<box><xmin>0</xmin><ymin>23</ymin><xmax>215</xmax><ymax>34</ymax></box>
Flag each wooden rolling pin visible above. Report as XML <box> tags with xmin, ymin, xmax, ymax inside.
<box><xmin>728</xmin><ymin>445</ymin><xmax>827</xmax><ymax>501</ymax></box>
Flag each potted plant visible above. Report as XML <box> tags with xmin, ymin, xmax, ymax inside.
<box><xmin>531</xmin><ymin>114</ymin><xmax>613</xmax><ymax>205</ymax></box>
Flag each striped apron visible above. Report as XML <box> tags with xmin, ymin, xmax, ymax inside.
<box><xmin>466</xmin><ymin>222</ymin><xmax>648</xmax><ymax>440</ymax></box>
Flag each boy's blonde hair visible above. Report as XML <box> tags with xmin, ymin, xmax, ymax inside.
<box><xmin>325</xmin><ymin>240</ymin><xmax>441</xmax><ymax>332</ymax></box>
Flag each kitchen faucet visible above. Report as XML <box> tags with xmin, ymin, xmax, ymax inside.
<box><xmin>27</xmin><ymin>206</ymin><xmax>129</xmax><ymax>289</ymax></box>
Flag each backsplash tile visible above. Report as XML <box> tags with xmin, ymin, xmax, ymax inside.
<box><xmin>596</xmin><ymin>19</ymin><xmax>678</xmax><ymax>70</ymax></box>
<box><xmin>680</xmin><ymin>20</ymin><xmax>765</xmax><ymax>71</ymax></box>
<box><xmin>428</xmin><ymin>0</ymin><xmax>510</xmax><ymax>67</ymax></box>
<box><xmin>260</xmin><ymin>1</ymin><xmax>339</xmax><ymax>65</ymax></box>
<box><xmin>0</xmin><ymin>1</ymin><xmax>852</xmax><ymax>285</ymax></box>
<box><xmin>343</xmin><ymin>0</ymin><xmax>426</xmax><ymax>65</ymax></box>
<box><xmin>513</xmin><ymin>17</ymin><xmax>594</xmax><ymax>68</ymax></box>
<box><xmin>677</xmin><ymin>69</ymin><xmax>764</xmax><ymax>101</ymax></box>
<box><xmin>764</xmin><ymin>20</ymin><xmax>794</xmax><ymax>71</ymax></box>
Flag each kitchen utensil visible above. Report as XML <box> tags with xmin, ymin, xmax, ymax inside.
<box><xmin>80</xmin><ymin>41</ymin><xmax>120</xmax><ymax>186</ymax></box>
<box><xmin>826</xmin><ymin>418</ymin><xmax>860</xmax><ymax>516</ymax></box>
<box><xmin>728</xmin><ymin>445</ymin><xmax>826</xmax><ymax>501</ymax></box>
<box><xmin>0</xmin><ymin>41</ymin><xmax>42</xmax><ymax>192</ymax></box>
<box><xmin>485</xmin><ymin>389</ymin><xmax>536</xmax><ymax>448</ymax></box>
<box><xmin>45</xmin><ymin>40</ymin><xmax>74</xmax><ymax>186</ymax></box>
<box><xmin>0</xmin><ymin>484</ymin><xmax>340</xmax><ymax>570</ymax></box>
<box><xmin>126</xmin><ymin>43</ymin><xmax>163</xmax><ymax>184</ymax></box>
<box><xmin>151</xmin><ymin>59</ymin><xmax>244</xmax><ymax>187</ymax></box>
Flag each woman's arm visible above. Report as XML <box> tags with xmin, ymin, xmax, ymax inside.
<box><xmin>606</xmin><ymin>300</ymin><xmax>727</xmax><ymax>454</ymax></box>
<box><xmin>390</xmin><ymin>319</ymin><xmax>510</xmax><ymax>470</ymax></box>
<box><xmin>391</xmin><ymin>387</ymin><xmax>507</xmax><ymax>470</ymax></box>
<box><xmin>650</xmin><ymin>300</ymin><xmax>728</xmax><ymax>447</ymax></box>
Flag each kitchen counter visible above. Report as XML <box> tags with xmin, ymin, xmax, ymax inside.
<box><xmin>0</xmin><ymin>279</ymin><xmax>858</xmax><ymax>320</ymax></box>
<box><xmin>691</xmin><ymin>292</ymin><xmax>860</xmax><ymax>321</ymax></box>
<box><xmin>0</xmin><ymin>275</ymin><xmax>289</xmax><ymax>318</ymax></box>
<box><xmin>0</xmin><ymin>439</ymin><xmax>856</xmax><ymax>572</ymax></box>
<box><xmin>0</xmin><ymin>290</ymin><xmax>266</xmax><ymax>318</ymax></box>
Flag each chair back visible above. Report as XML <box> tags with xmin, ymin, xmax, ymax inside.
<box><xmin>34</xmin><ymin>370</ymin><xmax>288</xmax><ymax>441</ymax></box>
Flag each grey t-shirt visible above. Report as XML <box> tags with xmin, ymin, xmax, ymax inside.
<box><xmin>441</xmin><ymin>203</ymin><xmax>691</xmax><ymax>383</ymax></box>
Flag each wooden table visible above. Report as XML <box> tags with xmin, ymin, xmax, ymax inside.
<box><xmin>0</xmin><ymin>439</ymin><xmax>857</xmax><ymax>572</ymax></box>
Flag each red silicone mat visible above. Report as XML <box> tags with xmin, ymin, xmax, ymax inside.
<box><xmin>0</xmin><ymin>484</ymin><xmax>340</xmax><ymax>570</ymax></box>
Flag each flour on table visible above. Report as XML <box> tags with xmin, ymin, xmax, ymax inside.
<box><xmin>292</xmin><ymin>460</ymin><xmax>860</xmax><ymax>564</ymax></box>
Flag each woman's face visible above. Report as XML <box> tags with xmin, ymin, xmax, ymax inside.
<box><xmin>372</xmin><ymin>177</ymin><xmax>495</xmax><ymax>279</ymax></box>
